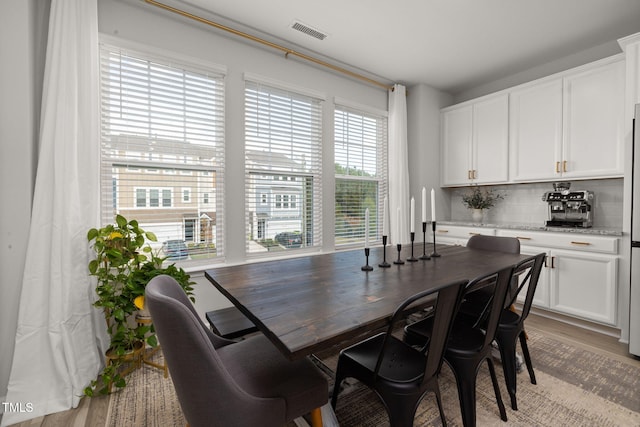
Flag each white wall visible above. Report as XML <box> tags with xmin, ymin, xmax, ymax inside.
<box><xmin>407</xmin><ymin>83</ymin><xmax>453</xmax><ymax>234</ymax></box>
<box><xmin>0</xmin><ymin>0</ymin><xmax>48</xmax><ymax>414</ymax></box>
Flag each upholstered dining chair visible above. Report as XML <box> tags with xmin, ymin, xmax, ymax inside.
<box><xmin>145</xmin><ymin>275</ymin><xmax>328</xmax><ymax>427</ymax></box>
<box><xmin>331</xmin><ymin>279</ymin><xmax>468</xmax><ymax>427</ymax></box>
<box><xmin>494</xmin><ymin>252</ymin><xmax>546</xmax><ymax>410</ymax></box>
<box><xmin>404</xmin><ymin>266</ymin><xmax>515</xmax><ymax>427</ymax></box>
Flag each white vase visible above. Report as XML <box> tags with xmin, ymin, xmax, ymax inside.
<box><xmin>472</xmin><ymin>209</ymin><xmax>484</xmax><ymax>223</ymax></box>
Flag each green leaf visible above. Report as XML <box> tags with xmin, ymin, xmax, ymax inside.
<box><xmin>147</xmin><ymin>335</ymin><xmax>158</xmax><ymax>347</ymax></box>
<box><xmin>87</xmin><ymin>228</ymin><xmax>99</xmax><ymax>242</ymax></box>
<box><xmin>115</xmin><ymin>214</ymin><xmax>127</xmax><ymax>228</ymax></box>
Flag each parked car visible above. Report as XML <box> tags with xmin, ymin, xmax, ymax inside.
<box><xmin>162</xmin><ymin>239</ymin><xmax>189</xmax><ymax>260</ymax></box>
<box><xmin>274</xmin><ymin>232</ymin><xmax>302</xmax><ymax>248</ymax></box>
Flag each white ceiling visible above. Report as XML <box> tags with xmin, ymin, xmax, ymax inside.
<box><xmin>175</xmin><ymin>0</ymin><xmax>640</xmax><ymax>94</ymax></box>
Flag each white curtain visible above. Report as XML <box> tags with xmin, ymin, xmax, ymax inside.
<box><xmin>2</xmin><ymin>0</ymin><xmax>105</xmax><ymax>425</ymax></box>
<box><xmin>388</xmin><ymin>84</ymin><xmax>410</xmax><ymax>245</ymax></box>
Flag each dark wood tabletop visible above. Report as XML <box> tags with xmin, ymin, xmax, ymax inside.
<box><xmin>204</xmin><ymin>244</ymin><xmax>531</xmax><ymax>360</ymax></box>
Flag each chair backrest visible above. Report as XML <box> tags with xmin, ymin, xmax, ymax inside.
<box><xmin>506</xmin><ymin>252</ymin><xmax>546</xmax><ymax>321</ymax></box>
<box><xmin>467</xmin><ymin>234</ymin><xmax>520</xmax><ymax>254</ymax></box>
<box><xmin>145</xmin><ymin>275</ymin><xmax>277</xmax><ymax>427</ymax></box>
<box><xmin>374</xmin><ymin>279</ymin><xmax>468</xmax><ymax>380</ymax></box>
<box><xmin>470</xmin><ymin>265</ymin><xmax>516</xmax><ymax>349</ymax></box>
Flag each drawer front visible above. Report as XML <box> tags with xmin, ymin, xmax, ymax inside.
<box><xmin>436</xmin><ymin>226</ymin><xmax>496</xmax><ymax>240</ymax></box>
<box><xmin>495</xmin><ymin>229</ymin><xmax>618</xmax><ymax>254</ymax></box>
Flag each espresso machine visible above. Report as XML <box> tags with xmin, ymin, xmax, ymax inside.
<box><xmin>542</xmin><ymin>182</ymin><xmax>594</xmax><ymax>228</ymax></box>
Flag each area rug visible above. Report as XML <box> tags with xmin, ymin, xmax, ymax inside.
<box><xmin>106</xmin><ymin>328</ymin><xmax>640</xmax><ymax>426</ymax></box>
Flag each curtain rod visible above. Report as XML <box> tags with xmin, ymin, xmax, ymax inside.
<box><xmin>143</xmin><ymin>0</ymin><xmax>394</xmax><ymax>91</ymax></box>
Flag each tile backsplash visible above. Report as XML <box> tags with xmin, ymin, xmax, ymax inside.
<box><xmin>447</xmin><ymin>178</ymin><xmax>623</xmax><ymax>229</ymax></box>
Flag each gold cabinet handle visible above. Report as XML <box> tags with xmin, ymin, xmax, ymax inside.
<box><xmin>516</xmin><ymin>236</ymin><xmax>531</xmax><ymax>240</ymax></box>
<box><xmin>555</xmin><ymin>161</ymin><xmax>560</xmax><ymax>173</ymax></box>
<box><xmin>469</xmin><ymin>232</ymin><xmax>480</xmax><ymax>236</ymax></box>
<box><xmin>563</xmin><ymin>160</ymin><xmax>567</xmax><ymax>173</ymax></box>
<box><xmin>468</xmin><ymin>170</ymin><xmax>472</xmax><ymax>180</ymax></box>
<box><xmin>437</xmin><ymin>230</ymin><xmax>449</xmax><ymax>234</ymax></box>
<box><xmin>473</xmin><ymin>170</ymin><xmax>478</xmax><ymax>179</ymax></box>
<box><xmin>570</xmin><ymin>241</ymin><xmax>591</xmax><ymax>246</ymax></box>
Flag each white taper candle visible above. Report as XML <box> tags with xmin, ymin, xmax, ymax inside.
<box><xmin>431</xmin><ymin>188</ymin><xmax>436</xmax><ymax>222</ymax></box>
<box><xmin>364</xmin><ymin>208</ymin><xmax>370</xmax><ymax>248</ymax></box>
<box><xmin>421</xmin><ymin>187</ymin><xmax>427</xmax><ymax>223</ymax></box>
<box><xmin>410</xmin><ymin>197</ymin><xmax>415</xmax><ymax>233</ymax></box>
<box><xmin>383</xmin><ymin>196</ymin><xmax>389</xmax><ymax>236</ymax></box>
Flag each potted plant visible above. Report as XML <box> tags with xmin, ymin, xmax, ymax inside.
<box><xmin>462</xmin><ymin>186</ymin><xmax>504</xmax><ymax>222</ymax></box>
<box><xmin>85</xmin><ymin>214</ymin><xmax>194</xmax><ymax>395</ymax></box>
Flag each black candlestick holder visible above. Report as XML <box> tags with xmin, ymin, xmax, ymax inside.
<box><xmin>379</xmin><ymin>235</ymin><xmax>391</xmax><ymax>268</ymax></box>
<box><xmin>394</xmin><ymin>243</ymin><xmax>404</xmax><ymax>265</ymax></box>
<box><xmin>420</xmin><ymin>221</ymin><xmax>431</xmax><ymax>260</ymax></box>
<box><xmin>407</xmin><ymin>232</ymin><xmax>418</xmax><ymax>262</ymax></box>
<box><xmin>430</xmin><ymin>221</ymin><xmax>441</xmax><ymax>257</ymax></box>
<box><xmin>361</xmin><ymin>247</ymin><xmax>373</xmax><ymax>271</ymax></box>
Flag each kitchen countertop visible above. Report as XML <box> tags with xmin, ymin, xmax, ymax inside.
<box><xmin>439</xmin><ymin>221</ymin><xmax>623</xmax><ymax>236</ymax></box>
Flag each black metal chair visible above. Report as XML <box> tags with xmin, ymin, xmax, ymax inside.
<box><xmin>145</xmin><ymin>275</ymin><xmax>328</xmax><ymax>427</ymax></box>
<box><xmin>495</xmin><ymin>252</ymin><xmax>546</xmax><ymax>410</ymax></box>
<box><xmin>331</xmin><ymin>279</ymin><xmax>468</xmax><ymax>427</ymax></box>
<box><xmin>404</xmin><ymin>266</ymin><xmax>515</xmax><ymax>427</ymax></box>
<box><xmin>459</xmin><ymin>235</ymin><xmax>520</xmax><ymax>314</ymax></box>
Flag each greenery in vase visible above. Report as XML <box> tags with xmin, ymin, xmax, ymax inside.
<box><xmin>461</xmin><ymin>186</ymin><xmax>504</xmax><ymax>210</ymax></box>
<box><xmin>85</xmin><ymin>214</ymin><xmax>194</xmax><ymax>395</ymax></box>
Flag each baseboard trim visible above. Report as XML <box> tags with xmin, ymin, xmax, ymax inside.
<box><xmin>528</xmin><ymin>306</ymin><xmax>621</xmax><ymax>339</ymax></box>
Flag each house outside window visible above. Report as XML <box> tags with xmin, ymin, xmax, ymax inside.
<box><xmin>99</xmin><ymin>41</ymin><xmax>225</xmax><ymax>261</ymax></box>
<box><xmin>244</xmin><ymin>76</ymin><xmax>323</xmax><ymax>253</ymax></box>
<box><xmin>334</xmin><ymin>101</ymin><xmax>388</xmax><ymax>247</ymax></box>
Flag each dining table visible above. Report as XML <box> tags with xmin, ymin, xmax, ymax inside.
<box><xmin>204</xmin><ymin>244</ymin><xmax>532</xmax><ymax>360</ymax></box>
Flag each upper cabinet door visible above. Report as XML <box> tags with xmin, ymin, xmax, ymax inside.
<box><xmin>441</xmin><ymin>94</ymin><xmax>508</xmax><ymax>186</ymax></box>
<box><xmin>562</xmin><ymin>59</ymin><xmax>625</xmax><ymax>179</ymax></box>
<box><xmin>509</xmin><ymin>78</ymin><xmax>563</xmax><ymax>182</ymax></box>
<box><xmin>441</xmin><ymin>104</ymin><xmax>473</xmax><ymax>186</ymax></box>
<box><xmin>473</xmin><ymin>94</ymin><xmax>509</xmax><ymax>184</ymax></box>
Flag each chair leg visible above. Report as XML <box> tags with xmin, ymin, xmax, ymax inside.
<box><xmin>433</xmin><ymin>382</ymin><xmax>448</xmax><ymax>427</ymax></box>
<box><xmin>448</xmin><ymin>360</ymin><xmax>479</xmax><ymax>427</ymax></box>
<box><xmin>331</xmin><ymin>367</ymin><xmax>345</xmax><ymax>409</ymax></box>
<box><xmin>497</xmin><ymin>338</ymin><xmax>518</xmax><ymax>411</ymax></box>
<box><xmin>486</xmin><ymin>358</ymin><xmax>507</xmax><ymax>422</ymax></box>
<box><xmin>519</xmin><ymin>331</ymin><xmax>537</xmax><ymax>385</ymax></box>
<box><xmin>309</xmin><ymin>407</ymin><xmax>323</xmax><ymax>427</ymax></box>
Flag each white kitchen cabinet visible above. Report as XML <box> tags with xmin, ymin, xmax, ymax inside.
<box><xmin>562</xmin><ymin>58</ymin><xmax>625</xmax><ymax>179</ymax></box>
<box><xmin>496</xmin><ymin>229</ymin><xmax>619</xmax><ymax>326</ymax></box>
<box><xmin>441</xmin><ymin>93</ymin><xmax>509</xmax><ymax>186</ymax></box>
<box><xmin>509</xmin><ymin>78</ymin><xmax>563</xmax><ymax>181</ymax></box>
<box><xmin>548</xmin><ymin>249</ymin><xmax>618</xmax><ymax>325</ymax></box>
<box><xmin>508</xmin><ymin>57</ymin><xmax>624</xmax><ymax>182</ymax></box>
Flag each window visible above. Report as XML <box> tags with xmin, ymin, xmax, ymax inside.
<box><xmin>334</xmin><ymin>102</ymin><xmax>388</xmax><ymax>246</ymax></box>
<box><xmin>244</xmin><ymin>77</ymin><xmax>323</xmax><ymax>253</ymax></box>
<box><xmin>99</xmin><ymin>42</ymin><xmax>225</xmax><ymax>261</ymax></box>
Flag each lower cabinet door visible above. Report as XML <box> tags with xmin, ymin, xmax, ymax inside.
<box><xmin>549</xmin><ymin>249</ymin><xmax>618</xmax><ymax>325</ymax></box>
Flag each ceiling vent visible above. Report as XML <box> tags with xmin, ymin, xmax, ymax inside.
<box><xmin>291</xmin><ymin>20</ymin><xmax>327</xmax><ymax>40</ymax></box>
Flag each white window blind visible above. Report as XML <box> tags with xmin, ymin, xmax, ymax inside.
<box><xmin>334</xmin><ymin>104</ymin><xmax>388</xmax><ymax>246</ymax></box>
<box><xmin>99</xmin><ymin>43</ymin><xmax>225</xmax><ymax>262</ymax></box>
<box><xmin>244</xmin><ymin>79</ymin><xmax>323</xmax><ymax>253</ymax></box>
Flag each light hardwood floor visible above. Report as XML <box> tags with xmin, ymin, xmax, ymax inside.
<box><xmin>4</xmin><ymin>313</ymin><xmax>638</xmax><ymax>427</ymax></box>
